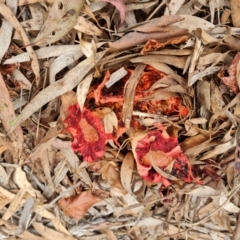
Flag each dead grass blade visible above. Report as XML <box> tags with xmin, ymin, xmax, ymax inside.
<box><xmin>16</xmin><ymin>198</ymin><xmax>35</xmax><ymax>235</ymax></box>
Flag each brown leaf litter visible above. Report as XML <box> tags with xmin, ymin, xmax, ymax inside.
<box><xmin>1</xmin><ymin>0</ymin><xmax>240</xmax><ymax>240</ymax></box>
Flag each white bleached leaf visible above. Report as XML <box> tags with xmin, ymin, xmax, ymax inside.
<box><xmin>77</xmin><ymin>74</ymin><xmax>93</xmax><ymax>112</ymax></box>
<box><xmin>105</xmin><ymin>67</ymin><xmax>128</xmax><ymax>89</ymax></box>
<box><xmin>74</xmin><ymin>16</ymin><xmax>102</xmax><ymax>36</ymax></box>
<box><xmin>187</xmin><ymin>186</ymin><xmax>220</xmax><ymax>197</ymax></box>
<box><xmin>188</xmin><ymin>66</ymin><xmax>221</xmax><ymax>86</ymax></box>
<box><xmin>200</xmin><ymin>138</ymin><xmax>236</xmax><ymax>160</ymax></box>
<box><xmin>0</xmin><ymin>21</ymin><xmax>13</xmax><ymax>60</ymax></box>
<box><xmin>188</xmin><ymin>118</ymin><xmax>208</xmax><ymax>124</ymax></box>
<box><xmin>0</xmin><ymin>164</ymin><xmax>8</xmax><ymax>186</ymax></box>
<box><xmin>79</xmin><ymin>36</ymin><xmax>95</xmax><ymax>58</ymax></box>
<box><xmin>12</xmin><ymin>69</ymin><xmax>32</xmax><ymax>90</ymax></box>
<box><xmin>3</xmin><ymin>45</ymin><xmax>81</xmax><ymax>64</ymax></box>
<box><xmin>0</xmin><ymin>0</ymin><xmax>17</xmax><ymax>59</ymax></box>
<box><xmin>13</xmin><ymin>167</ymin><xmax>45</xmax><ymax>201</ymax></box>
<box><xmin>49</xmin><ymin>49</ymin><xmax>83</xmax><ymax>84</ymax></box>
<box><xmin>136</xmin><ymin>217</ymin><xmax>163</xmax><ymax>226</ymax></box>
<box><xmin>219</xmin><ymin>195</ymin><xmax>240</xmax><ymax>213</ymax></box>
<box><xmin>173</xmin><ymin>15</ymin><xmax>215</xmax><ymax>32</ymax></box>
<box><xmin>103</xmin><ymin>109</ymin><xmax>119</xmax><ymax>148</ymax></box>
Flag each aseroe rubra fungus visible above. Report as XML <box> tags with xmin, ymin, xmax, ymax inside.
<box><xmin>64</xmin><ymin>104</ymin><xmax>112</xmax><ymax>162</ymax></box>
<box><xmin>132</xmin><ymin>130</ymin><xmax>201</xmax><ymax>187</ymax></box>
<box><xmin>91</xmin><ymin>66</ymin><xmax>189</xmax><ymax>130</ymax></box>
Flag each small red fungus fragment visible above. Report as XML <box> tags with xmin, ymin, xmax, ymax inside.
<box><xmin>141</xmin><ymin>36</ymin><xmax>189</xmax><ymax>55</ymax></box>
<box><xmin>133</xmin><ymin>131</ymin><xmax>201</xmax><ymax>187</ymax></box>
<box><xmin>64</xmin><ymin>104</ymin><xmax>112</xmax><ymax>162</ymax></box>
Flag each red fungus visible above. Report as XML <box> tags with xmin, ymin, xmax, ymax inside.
<box><xmin>64</xmin><ymin>104</ymin><xmax>112</xmax><ymax>162</ymax></box>
<box><xmin>89</xmin><ymin>66</ymin><xmax>189</xmax><ymax>131</ymax></box>
<box><xmin>132</xmin><ymin>131</ymin><xmax>201</xmax><ymax>187</ymax></box>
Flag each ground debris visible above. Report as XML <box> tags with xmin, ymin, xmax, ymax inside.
<box><xmin>0</xmin><ymin>0</ymin><xmax>240</xmax><ymax>239</ymax></box>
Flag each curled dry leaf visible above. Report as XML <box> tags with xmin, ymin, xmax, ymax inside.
<box><xmin>230</xmin><ymin>0</ymin><xmax>240</xmax><ymax>27</ymax></box>
<box><xmin>134</xmin><ymin>15</ymin><xmax>184</xmax><ymax>32</ymax></box>
<box><xmin>130</xmin><ymin>54</ymin><xmax>188</xmax><ymax>69</ymax></box>
<box><xmin>141</xmin><ymin>35</ymin><xmax>189</xmax><ymax>55</ymax></box>
<box><xmin>173</xmin><ymin>14</ymin><xmax>215</xmax><ymax>32</ymax></box>
<box><xmin>223</xmin><ymin>35</ymin><xmax>240</xmax><ymax>52</ymax></box>
<box><xmin>60</xmin><ymin>91</ymin><xmax>77</xmax><ymax>122</ymax></box>
<box><xmin>16</xmin><ymin>198</ymin><xmax>35</xmax><ymax>235</ymax></box>
<box><xmin>100</xmin><ymin>162</ymin><xmax>127</xmax><ymax>195</ymax></box>
<box><xmin>109</xmin><ymin>16</ymin><xmax>189</xmax><ymax>51</ymax></box>
<box><xmin>122</xmin><ymin>64</ymin><xmax>145</xmax><ymax>133</ymax></box>
<box><xmin>35</xmin><ymin>205</ymin><xmax>72</xmax><ymax>235</ymax></box>
<box><xmin>32</xmin><ymin>0</ymin><xmax>85</xmax><ymax>46</ymax></box>
<box><xmin>74</xmin><ymin>16</ymin><xmax>102</xmax><ymax>36</ymax></box>
<box><xmin>120</xmin><ymin>152</ymin><xmax>135</xmax><ymax>193</ymax></box>
<box><xmin>131</xmin><ymin>130</ymin><xmax>201</xmax><ymax>187</ymax></box>
<box><xmin>0</xmin><ymin>3</ymin><xmax>40</xmax><ymax>84</ymax></box>
<box><xmin>18</xmin><ymin>0</ymin><xmax>54</xmax><ymax>5</ymax></box>
<box><xmin>200</xmin><ymin>138</ymin><xmax>236</xmax><ymax>160</ymax></box>
<box><xmin>13</xmin><ymin>167</ymin><xmax>46</xmax><ymax>201</ymax></box>
<box><xmin>164</xmin><ymin>0</ymin><xmax>185</xmax><ymax>15</ymax></box>
<box><xmin>77</xmin><ymin>74</ymin><xmax>93</xmax><ymax>112</ymax></box>
<box><xmin>196</xmin><ymin>28</ymin><xmax>219</xmax><ymax>45</ymax></box>
<box><xmin>3</xmin><ymin>45</ymin><xmax>82</xmax><ymax>64</ymax></box>
<box><xmin>218</xmin><ymin>52</ymin><xmax>240</xmax><ymax>94</ymax></box>
<box><xmin>2</xmin><ymin>189</ymin><xmax>26</xmax><ymax>221</ymax></box>
<box><xmin>58</xmin><ymin>189</ymin><xmax>109</xmax><ymax>221</ymax></box>
<box><xmin>0</xmin><ymin>165</ymin><xmax>8</xmax><ymax>186</ymax></box>
<box><xmin>99</xmin><ymin>0</ymin><xmax>126</xmax><ymax>27</ymax></box>
<box><xmin>189</xmin><ymin>66</ymin><xmax>221</xmax><ymax>86</ymax></box>
<box><xmin>49</xmin><ymin>48</ymin><xmax>83</xmax><ymax>84</ymax></box>
<box><xmin>92</xmin><ymin>107</ymin><xmax>119</xmax><ymax>148</ymax></box>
